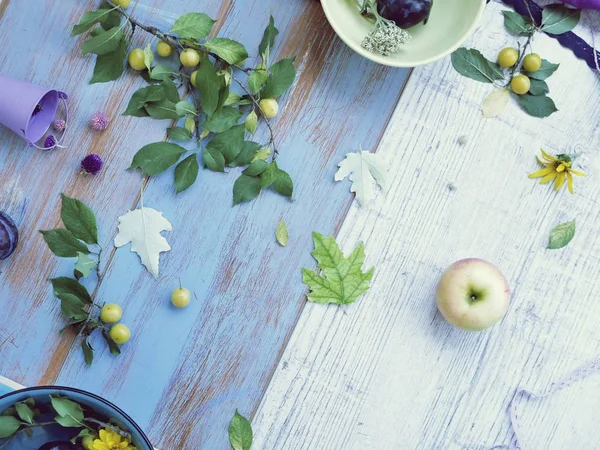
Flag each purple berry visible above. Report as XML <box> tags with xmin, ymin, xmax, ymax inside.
<box><xmin>377</xmin><ymin>0</ymin><xmax>433</xmax><ymax>29</ymax></box>
<box><xmin>44</xmin><ymin>134</ymin><xmax>57</xmax><ymax>149</ymax></box>
<box><xmin>81</xmin><ymin>154</ymin><xmax>103</xmax><ymax>175</ymax></box>
<box><xmin>0</xmin><ymin>212</ymin><xmax>18</xmax><ymax>260</ymax></box>
<box><xmin>90</xmin><ymin>111</ymin><xmax>109</xmax><ymax>131</ymax></box>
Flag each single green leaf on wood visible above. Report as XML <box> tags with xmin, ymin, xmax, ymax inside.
<box><xmin>233</xmin><ymin>174</ymin><xmax>262</xmax><ymax>205</ymax></box>
<box><xmin>548</xmin><ymin>220</ymin><xmax>575</xmax><ymax>249</ymax></box>
<box><xmin>245</xmin><ymin>110</ymin><xmax>258</xmax><ymax>134</ymax></box>
<box><xmin>194</xmin><ymin>62</ymin><xmax>221</xmax><ymax>116</ymax></box>
<box><xmin>102</xmin><ymin>329</ymin><xmax>121</xmax><ymax>355</ymax></box>
<box><xmin>82</xmin><ymin>339</ymin><xmax>94</xmax><ymax>366</ymax></box>
<box><xmin>231</xmin><ymin>141</ymin><xmax>262</xmax><ymax>167</ymax></box>
<box><xmin>143</xmin><ymin>43</ymin><xmax>154</xmax><ymax>71</ymax></box>
<box><xmin>541</xmin><ymin>4</ymin><xmax>581</xmax><ymax>35</ymax></box>
<box><xmin>174</xmin><ymin>154</ymin><xmax>200</xmax><ymax>193</ymax></box>
<box><xmin>242</xmin><ymin>159</ymin><xmax>269</xmax><ymax>176</ymax></box>
<box><xmin>74</xmin><ymin>252</ymin><xmax>97</xmax><ymax>279</ymax></box>
<box><xmin>90</xmin><ymin>38</ymin><xmax>126</xmax><ymax>84</ymax></box>
<box><xmin>205</xmin><ymin>125</ymin><xmax>245</xmax><ymax>163</ymax></box>
<box><xmin>51</xmin><ymin>277</ymin><xmax>93</xmax><ymax>304</ymax></box>
<box><xmin>228</xmin><ymin>410</ymin><xmax>253</xmax><ymax>450</ymax></box>
<box><xmin>203</xmin><ymin>147</ymin><xmax>226</xmax><ymax>172</ymax></box>
<box><xmin>60</xmin><ymin>193</ymin><xmax>98</xmax><ymax>244</ymax></box>
<box><xmin>203</xmin><ymin>38</ymin><xmax>249</xmax><ymax>64</ymax></box>
<box><xmin>527</xmin><ymin>59</ymin><xmax>559</xmax><ymax>80</ymax></box>
<box><xmin>40</xmin><ymin>229</ymin><xmax>89</xmax><ymax>257</ymax></box>
<box><xmin>167</xmin><ymin>127</ymin><xmax>193</xmax><ymax>141</ymax></box>
<box><xmin>0</xmin><ymin>416</ymin><xmax>21</xmax><ymax>438</ymax></box>
<box><xmin>248</xmin><ymin>70</ymin><xmax>268</xmax><ymax>95</ymax></box>
<box><xmin>451</xmin><ymin>48</ymin><xmax>505</xmax><ymax>83</ymax></box>
<box><xmin>81</xmin><ymin>26</ymin><xmax>124</xmax><ymax>56</ymax></box>
<box><xmin>71</xmin><ymin>9</ymin><xmax>112</xmax><ymax>36</ymax></box>
<box><xmin>50</xmin><ymin>396</ymin><xmax>84</xmax><ymax>426</ymax></box>
<box><xmin>302</xmin><ymin>232</ymin><xmax>375</xmax><ymax>305</ymax></box>
<box><xmin>502</xmin><ymin>11</ymin><xmax>533</xmax><ymax>36</ymax></box>
<box><xmin>171</xmin><ymin>12</ymin><xmax>215</xmax><ymax>39</ymax></box>
<box><xmin>14</xmin><ymin>402</ymin><xmax>35</xmax><ymax>424</ymax></box>
<box><xmin>516</xmin><ymin>94</ymin><xmax>558</xmax><ymax>118</ymax></box>
<box><xmin>528</xmin><ymin>79</ymin><xmax>549</xmax><ymax>96</ymax></box>
<box><xmin>261</xmin><ymin>58</ymin><xmax>296</xmax><ymax>98</ymax></box>
<box><xmin>130</xmin><ymin>142</ymin><xmax>187</xmax><ymax>175</ymax></box>
<box><xmin>275</xmin><ymin>220</ymin><xmax>288</xmax><ymax>247</ymax></box>
<box><xmin>203</xmin><ymin>106</ymin><xmax>242</xmax><ymax>133</ymax></box>
<box><xmin>258</xmin><ymin>15</ymin><xmax>279</xmax><ymax>61</ymax></box>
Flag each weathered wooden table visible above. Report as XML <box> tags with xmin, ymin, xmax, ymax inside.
<box><xmin>1</xmin><ymin>0</ymin><xmax>599</xmax><ymax>449</ymax></box>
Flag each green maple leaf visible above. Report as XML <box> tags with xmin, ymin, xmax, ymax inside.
<box><xmin>302</xmin><ymin>232</ymin><xmax>374</xmax><ymax>305</ymax></box>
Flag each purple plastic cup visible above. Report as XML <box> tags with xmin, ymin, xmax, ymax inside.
<box><xmin>0</xmin><ymin>74</ymin><xmax>68</xmax><ymax>149</ymax></box>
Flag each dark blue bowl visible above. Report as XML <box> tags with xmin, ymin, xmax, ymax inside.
<box><xmin>0</xmin><ymin>386</ymin><xmax>153</xmax><ymax>450</ymax></box>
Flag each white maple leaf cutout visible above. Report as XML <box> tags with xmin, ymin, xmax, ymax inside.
<box><xmin>114</xmin><ymin>207</ymin><xmax>172</xmax><ymax>278</ymax></box>
<box><xmin>334</xmin><ymin>149</ymin><xmax>389</xmax><ymax>206</ymax></box>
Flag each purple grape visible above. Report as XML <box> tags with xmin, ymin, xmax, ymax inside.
<box><xmin>377</xmin><ymin>0</ymin><xmax>433</xmax><ymax>29</ymax></box>
<box><xmin>0</xmin><ymin>211</ymin><xmax>18</xmax><ymax>260</ymax></box>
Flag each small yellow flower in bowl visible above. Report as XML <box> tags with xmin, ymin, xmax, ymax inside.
<box><xmin>529</xmin><ymin>149</ymin><xmax>586</xmax><ymax>194</ymax></box>
<box><xmin>90</xmin><ymin>429</ymin><xmax>137</xmax><ymax>450</ymax></box>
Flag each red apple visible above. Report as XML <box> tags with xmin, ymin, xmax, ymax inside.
<box><xmin>436</xmin><ymin>258</ymin><xmax>510</xmax><ymax>331</ymax></box>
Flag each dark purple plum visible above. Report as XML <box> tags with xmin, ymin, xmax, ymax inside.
<box><xmin>38</xmin><ymin>442</ymin><xmax>82</xmax><ymax>450</ymax></box>
<box><xmin>0</xmin><ymin>211</ymin><xmax>18</xmax><ymax>260</ymax></box>
<box><xmin>377</xmin><ymin>0</ymin><xmax>433</xmax><ymax>29</ymax></box>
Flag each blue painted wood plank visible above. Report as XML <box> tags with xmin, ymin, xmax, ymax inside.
<box><xmin>0</xmin><ymin>0</ymin><xmax>409</xmax><ymax>448</ymax></box>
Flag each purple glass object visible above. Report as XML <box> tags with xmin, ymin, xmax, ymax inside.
<box><xmin>0</xmin><ymin>212</ymin><xmax>18</xmax><ymax>260</ymax></box>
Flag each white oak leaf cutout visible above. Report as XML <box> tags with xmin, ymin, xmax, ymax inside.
<box><xmin>114</xmin><ymin>207</ymin><xmax>172</xmax><ymax>278</ymax></box>
<box><xmin>335</xmin><ymin>150</ymin><xmax>388</xmax><ymax>206</ymax></box>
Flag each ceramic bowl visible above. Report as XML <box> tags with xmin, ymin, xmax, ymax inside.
<box><xmin>321</xmin><ymin>0</ymin><xmax>487</xmax><ymax>67</ymax></box>
<box><xmin>0</xmin><ymin>386</ymin><xmax>153</xmax><ymax>450</ymax></box>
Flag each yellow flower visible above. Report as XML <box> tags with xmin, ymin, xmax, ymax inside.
<box><xmin>528</xmin><ymin>149</ymin><xmax>585</xmax><ymax>194</ymax></box>
<box><xmin>90</xmin><ymin>428</ymin><xmax>137</xmax><ymax>450</ymax></box>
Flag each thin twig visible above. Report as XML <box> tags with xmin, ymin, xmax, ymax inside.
<box><xmin>85</xmin><ymin>417</ymin><xmax>132</xmax><ymax>440</ymax></box>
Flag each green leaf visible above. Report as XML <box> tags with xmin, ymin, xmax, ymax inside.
<box><xmin>203</xmin><ymin>147</ymin><xmax>226</xmax><ymax>172</ymax></box>
<box><xmin>302</xmin><ymin>232</ymin><xmax>375</xmax><ymax>305</ymax></box>
<box><xmin>40</xmin><ymin>229</ymin><xmax>89</xmax><ymax>257</ymax></box>
<box><xmin>101</xmin><ymin>329</ymin><xmax>121</xmax><ymax>355</ymax></box>
<box><xmin>528</xmin><ymin>59</ymin><xmax>559</xmax><ymax>80</ymax></box>
<box><xmin>150</xmin><ymin>64</ymin><xmax>177</xmax><ymax>81</ymax></box>
<box><xmin>228</xmin><ymin>410</ymin><xmax>253</xmax><ymax>450</ymax></box>
<box><xmin>258</xmin><ymin>15</ymin><xmax>279</xmax><ymax>61</ymax></box>
<box><xmin>51</xmin><ymin>277</ymin><xmax>93</xmax><ymax>304</ymax></box>
<box><xmin>50</xmin><ymin>396</ymin><xmax>84</xmax><ymax>426</ymax></box>
<box><xmin>203</xmin><ymin>38</ymin><xmax>248</xmax><ymax>64</ymax></box>
<box><xmin>242</xmin><ymin>159</ymin><xmax>269</xmax><ymax>176</ymax></box>
<box><xmin>99</xmin><ymin>1</ymin><xmax>121</xmax><ymax>30</ymax></box>
<box><xmin>14</xmin><ymin>402</ymin><xmax>34</xmax><ymax>424</ymax></box>
<box><xmin>502</xmin><ymin>11</ymin><xmax>533</xmax><ymax>36</ymax></box>
<box><xmin>174</xmin><ymin>154</ymin><xmax>199</xmax><ymax>193</ymax></box>
<box><xmin>161</xmin><ymin>78</ymin><xmax>181</xmax><ymax>103</ymax></box>
<box><xmin>516</xmin><ymin>94</ymin><xmax>558</xmax><ymax>118</ymax></box>
<box><xmin>245</xmin><ymin>110</ymin><xmax>258</xmax><ymax>134</ymax></box>
<box><xmin>248</xmin><ymin>70</ymin><xmax>268</xmax><ymax>95</ymax></box>
<box><xmin>167</xmin><ymin>127</ymin><xmax>193</xmax><ymax>141</ymax></box>
<box><xmin>123</xmin><ymin>85</ymin><xmax>164</xmax><ymax>116</ymax></box>
<box><xmin>541</xmin><ymin>4</ymin><xmax>581</xmax><ymax>35</ymax></box>
<box><xmin>175</xmin><ymin>100</ymin><xmax>196</xmax><ymax>117</ymax></box>
<box><xmin>82</xmin><ymin>339</ymin><xmax>94</xmax><ymax>366</ymax></box>
<box><xmin>81</xmin><ymin>26</ymin><xmax>124</xmax><ymax>56</ymax></box>
<box><xmin>223</xmin><ymin>92</ymin><xmax>242</xmax><ymax>107</ymax></box>
<box><xmin>233</xmin><ymin>175</ymin><xmax>262</xmax><ymax>205</ymax></box>
<box><xmin>59</xmin><ymin>294</ymin><xmax>88</xmax><ymax>321</ymax></box>
<box><xmin>205</xmin><ymin>125</ymin><xmax>245</xmax><ymax>163</ymax></box>
<box><xmin>90</xmin><ymin>38</ymin><xmax>126</xmax><ymax>84</ymax></box>
<box><xmin>232</xmin><ymin>141</ymin><xmax>263</xmax><ymax>167</ymax></box>
<box><xmin>184</xmin><ymin>116</ymin><xmax>196</xmax><ymax>135</ymax></box>
<box><xmin>548</xmin><ymin>220</ymin><xmax>575</xmax><ymax>249</ymax></box>
<box><xmin>194</xmin><ymin>62</ymin><xmax>221</xmax><ymax>116</ymax></box>
<box><xmin>71</xmin><ymin>429</ymin><xmax>92</xmax><ymax>445</ymax></box>
<box><xmin>259</xmin><ymin>162</ymin><xmax>293</xmax><ymax>197</ymax></box>
<box><xmin>143</xmin><ymin>43</ymin><xmax>154</xmax><ymax>71</ymax></box>
<box><xmin>528</xmin><ymin>79</ymin><xmax>549</xmax><ymax>96</ymax></box>
<box><xmin>275</xmin><ymin>220</ymin><xmax>288</xmax><ymax>247</ymax></box>
<box><xmin>145</xmin><ymin>98</ymin><xmax>181</xmax><ymax>120</ymax></box>
<box><xmin>71</xmin><ymin>9</ymin><xmax>112</xmax><ymax>36</ymax></box>
<box><xmin>74</xmin><ymin>252</ymin><xmax>97</xmax><ymax>279</ymax></box>
<box><xmin>130</xmin><ymin>142</ymin><xmax>187</xmax><ymax>175</ymax></box>
<box><xmin>251</xmin><ymin>147</ymin><xmax>271</xmax><ymax>162</ymax></box>
<box><xmin>0</xmin><ymin>416</ymin><xmax>21</xmax><ymax>438</ymax></box>
<box><xmin>261</xmin><ymin>59</ymin><xmax>296</xmax><ymax>98</ymax></box>
<box><xmin>60</xmin><ymin>193</ymin><xmax>98</xmax><ymax>244</ymax></box>
<box><xmin>203</xmin><ymin>106</ymin><xmax>242</xmax><ymax>133</ymax></box>
<box><xmin>451</xmin><ymin>48</ymin><xmax>505</xmax><ymax>83</ymax></box>
<box><xmin>171</xmin><ymin>12</ymin><xmax>215</xmax><ymax>39</ymax></box>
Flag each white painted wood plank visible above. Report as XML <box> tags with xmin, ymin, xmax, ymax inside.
<box><xmin>252</xmin><ymin>3</ymin><xmax>600</xmax><ymax>449</ymax></box>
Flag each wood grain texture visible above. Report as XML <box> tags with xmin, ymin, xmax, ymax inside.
<box><xmin>252</xmin><ymin>4</ymin><xmax>600</xmax><ymax>450</ymax></box>
<box><xmin>0</xmin><ymin>0</ymin><xmax>408</xmax><ymax>448</ymax></box>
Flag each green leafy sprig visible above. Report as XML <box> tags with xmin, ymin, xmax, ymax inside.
<box><xmin>451</xmin><ymin>3</ymin><xmax>580</xmax><ymax>119</ymax></box>
<box><xmin>71</xmin><ymin>2</ymin><xmax>297</xmax><ymax>204</ymax></box>
<box><xmin>40</xmin><ymin>194</ymin><xmax>121</xmax><ymax>365</ymax></box>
